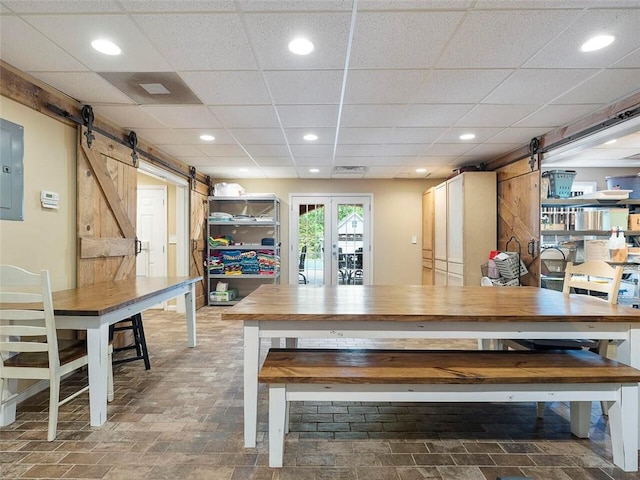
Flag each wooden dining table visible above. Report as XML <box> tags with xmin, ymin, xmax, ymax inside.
<box><xmin>0</xmin><ymin>276</ymin><xmax>201</xmax><ymax>429</ymax></box>
<box><xmin>221</xmin><ymin>284</ymin><xmax>640</xmax><ymax>448</ymax></box>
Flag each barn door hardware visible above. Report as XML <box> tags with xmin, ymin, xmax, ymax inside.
<box><xmin>81</xmin><ymin>105</ymin><xmax>95</xmax><ymax>148</ymax></box>
<box><xmin>528</xmin><ymin>137</ymin><xmax>540</xmax><ymax>171</ymax></box>
<box><xmin>128</xmin><ymin>131</ymin><xmax>138</xmax><ymax>167</ymax></box>
<box><xmin>135</xmin><ymin>237</ymin><xmax>142</xmax><ymax>256</ymax></box>
<box><xmin>189</xmin><ymin>166</ymin><xmax>197</xmax><ymax>190</ymax></box>
<box><xmin>206</xmin><ymin>175</ymin><xmax>212</xmax><ymax>195</ymax></box>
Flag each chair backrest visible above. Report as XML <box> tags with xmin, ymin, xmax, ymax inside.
<box><xmin>0</xmin><ymin>265</ymin><xmax>58</xmax><ymax>375</ymax></box>
<box><xmin>298</xmin><ymin>246</ymin><xmax>307</xmax><ymax>271</ymax></box>
<box><xmin>561</xmin><ymin>261</ymin><xmax>623</xmax><ymax>304</ymax></box>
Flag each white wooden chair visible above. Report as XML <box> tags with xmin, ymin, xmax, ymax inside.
<box><xmin>503</xmin><ymin>260</ymin><xmax>623</xmax><ymax>416</ymax></box>
<box><xmin>0</xmin><ymin>265</ymin><xmax>89</xmax><ymax>440</ymax></box>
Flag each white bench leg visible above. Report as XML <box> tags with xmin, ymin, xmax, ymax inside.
<box><xmin>269</xmin><ymin>384</ymin><xmax>287</xmax><ymax>468</ymax></box>
<box><xmin>570</xmin><ymin>401</ymin><xmax>592</xmax><ymax>438</ymax></box>
<box><xmin>610</xmin><ymin>384</ymin><xmax>639</xmax><ymax>472</ymax></box>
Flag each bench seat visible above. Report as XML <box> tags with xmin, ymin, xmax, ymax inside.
<box><xmin>259</xmin><ymin>348</ymin><xmax>640</xmax><ymax>471</ymax></box>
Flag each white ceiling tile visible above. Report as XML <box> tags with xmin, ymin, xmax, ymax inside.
<box><xmin>202</xmin><ymin>157</ymin><xmax>256</xmax><ymax>167</ymax></box>
<box><xmin>438</xmin><ymin>127</ymin><xmax>503</xmax><ymax>143</ymax></box>
<box><xmin>463</xmin><ymin>143</ymin><xmax>523</xmax><ymax>159</ymax></box>
<box><xmin>338</xmin><ymin>128</ymin><xmax>396</xmax><ymax>144</ymax></box>
<box><xmin>0</xmin><ymin>16</ymin><xmax>88</xmax><ymax>72</ymax></box>
<box><xmin>456</xmin><ymin>105</ymin><xmax>540</xmax><ymax>128</ymax></box>
<box><xmin>290</xmin><ymin>144</ymin><xmax>334</xmax><ymax>157</ymax></box>
<box><xmin>515</xmin><ymin>104</ymin><xmax>604</xmax><ymax>128</ymax></box>
<box><xmin>23</xmin><ymin>14</ymin><xmax>172</xmax><ymax>71</ymax></box>
<box><xmin>209</xmin><ymin>105</ymin><xmax>280</xmax><ymax>128</ymax></box>
<box><xmin>237</xmin><ymin>1</ymin><xmax>350</xmax><ymax>11</ymax></box>
<box><xmin>423</xmin><ymin>143</ymin><xmax>475</xmax><ymax>156</ymax></box>
<box><xmin>180</xmin><ymin>72</ymin><xmax>271</xmax><ymax>105</ymax></box>
<box><xmin>143</xmin><ymin>106</ymin><xmax>222</xmax><ymax>128</ymax></box>
<box><xmin>358</xmin><ymin>1</ymin><xmax>474</xmax><ymax>10</ymax></box>
<box><xmin>133</xmin><ymin>13</ymin><xmax>256</xmax><ymax>70</ymax></box>
<box><xmin>293</xmin><ymin>157</ymin><xmax>332</xmax><ymax>166</ymax></box>
<box><xmin>336</xmin><ymin>144</ymin><xmax>391</xmax><ymax>157</ymax></box>
<box><xmin>261</xmin><ymin>167</ymin><xmax>298</xmax><ymax>178</ymax></box>
<box><xmin>30</xmin><ymin>72</ymin><xmax>135</xmax><ymax>104</ymax></box>
<box><xmin>243</xmin><ymin>12</ymin><xmax>352</xmax><ymax>70</ymax></box>
<box><xmin>524</xmin><ymin>10</ymin><xmax>640</xmax><ymax>69</ymax></box>
<box><xmin>400</xmin><ymin>105</ymin><xmax>475</xmax><ymax>127</ymax></box>
<box><xmin>475</xmin><ymin>0</ymin><xmax>639</xmax><ymax>7</ymax></box>
<box><xmin>119</xmin><ymin>1</ymin><xmax>237</xmax><ymax>12</ymax></box>
<box><xmin>364</xmin><ymin>167</ymin><xmax>405</xmax><ymax>178</ymax></box>
<box><xmin>172</xmin><ymin>129</ymin><xmax>237</xmax><ymax>145</ymax></box>
<box><xmin>156</xmin><ymin>144</ymin><xmax>206</xmax><ymax>157</ymax></box>
<box><xmin>2</xmin><ymin>1</ymin><xmax>123</xmax><ymax>13</ymax></box>
<box><xmin>243</xmin><ymin>145</ymin><xmax>291</xmax><ymax>157</ymax></box>
<box><xmin>349</xmin><ymin>11</ymin><xmax>463</xmax><ymax>69</ymax></box>
<box><xmin>412</xmin><ymin>70</ymin><xmax>513</xmax><ymax>103</ymax></box>
<box><xmin>344</xmin><ymin>70</ymin><xmax>428</xmax><ymax>104</ymax></box>
<box><xmin>437</xmin><ymin>10</ymin><xmax>578</xmax><ymax>68</ymax></box>
<box><xmin>277</xmin><ymin>105</ymin><xmax>339</xmax><ymax>127</ymax></box>
<box><xmin>551</xmin><ymin>69</ymin><xmax>640</xmax><ymax>105</ymax></box>
<box><xmin>335</xmin><ymin>157</ymin><xmax>419</xmax><ymax>167</ymax></box>
<box><xmin>285</xmin><ymin>128</ymin><xmax>335</xmax><ymax>144</ymax></box>
<box><xmin>340</xmin><ymin>105</ymin><xmax>407</xmax><ymax>128</ymax></box>
<box><xmin>92</xmin><ymin>105</ymin><xmax>168</xmax><ymax>129</ymax></box>
<box><xmin>379</xmin><ymin>144</ymin><xmax>430</xmax><ymax>156</ymax></box>
<box><xmin>252</xmin><ymin>157</ymin><xmax>294</xmax><ymax>167</ymax></box>
<box><xmin>486</xmin><ymin>127</ymin><xmax>550</xmax><ymax>144</ymax></box>
<box><xmin>228</xmin><ymin>128</ymin><xmax>286</xmax><ymax>144</ymax></box>
<box><xmin>197</xmin><ymin>144</ymin><xmax>248</xmax><ymax>157</ymax></box>
<box><xmin>131</xmin><ymin>128</ymin><xmax>186</xmax><ymax>145</ymax></box>
<box><xmin>613</xmin><ymin>46</ymin><xmax>640</xmax><ymax>67</ymax></box>
<box><xmin>483</xmin><ymin>69</ymin><xmax>599</xmax><ymax>104</ymax></box>
<box><xmin>264</xmin><ymin>70</ymin><xmax>344</xmax><ymax>104</ymax></box>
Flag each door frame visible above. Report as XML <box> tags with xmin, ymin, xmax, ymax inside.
<box><xmin>288</xmin><ymin>193</ymin><xmax>373</xmax><ymax>285</ymax></box>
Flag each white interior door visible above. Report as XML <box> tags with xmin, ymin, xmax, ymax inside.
<box><xmin>290</xmin><ymin>194</ymin><xmax>372</xmax><ymax>285</ymax></box>
<box><xmin>136</xmin><ymin>185</ymin><xmax>167</xmax><ymax>278</ymax></box>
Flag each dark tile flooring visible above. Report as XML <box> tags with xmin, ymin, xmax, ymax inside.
<box><xmin>1</xmin><ymin>307</ymin><xmax>639</xmax><ymax>479</ymax></box>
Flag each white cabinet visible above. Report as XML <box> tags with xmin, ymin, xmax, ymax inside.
<box><xmin>207</xmin><ymin>195</ymin><xmax>280</xmax><ymax>305</ymax></box>
<box><xmin>433</xmin><ymin>172</ymin><xmax>497</xmax><ymax>286</ymax></box>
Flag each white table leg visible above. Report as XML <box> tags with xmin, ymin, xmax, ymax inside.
<box><xmin>569</xmin><ymin>401</ymin><xmax>591</xmax><ymax>438</ymax></box>
<box><xmin>86</xmin><ymin>323</ymin><xmax>109</xmax><ymax>426</ymax></box>
<box><xmin>618</xmin><ymin>327</ymin><xmax>640</xmax><ymax>447</ymax></box>
<box><xmin>244</xmin><ymin>321</ymin><xmax>260</xmax><ymax>448</ymax></box>
<box><xmin>610</xmin><ymin>384</ymin><xmax>639</xmax><ymax>472</ymax></box>
<box><xmin>185</xmin><ymin>283</ymin><xmax>196</xmax><ymax>348</ymax></box>
<box><xmin>269</xmin><ymin>384</ymin><xmax>286</xmax><ymax>468</ymax></box>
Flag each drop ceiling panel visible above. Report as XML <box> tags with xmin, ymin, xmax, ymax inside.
<box><xmin>264</xmin><ymin>70</ymin><xmax>344</xmax><ymax>104</ymax></box>
<box><xmin>514</xmin><ymin>104</ymin><xmax>604</xmax><ymax>128</ymax></box>
<box><xmin>260</xmin><ymin>167</ymin><xmax>298</xmax><ymax>178</ymax></box>
<box><xmin>156</xmin><ymin>144</ymin><xmax>206</xmax><ymax>158</ymax></box>
<box><xmin>23</xmin><ymin>14</ymin><xmax>172</xmax><ymax>71</ymax></box>
<box><xmin>456</xmin><ymin>105</ymin><xmax>540</xmax><ymax>128</ymax></box>
<box><xmin>277</xmin><ymin>105</ymin><xmax>339</xmax><ymax>128</ymax></box>
<box><xmin>340</xmin><ymin>105</ymin><xmax>408</xmax><ymax>128</ymax></box>
<box><xmin>2</xmin><ymin>0</ymin><xmax>123</xmax><ymax>13</ymax></box>
<box><xmin>143</xmin><ymin>106</ymin><xmax>222</xmax><ymax>128</ymax></box>
<box><xmin>209</xmin><ymin>105</ymin><xmax>280</xmax><ymax>128</ymax></box>
<box><xmin>423</xmin><ymin>143</ymin><xmax>476</xmax><ymax>156</ymax></box>
<box><xmin>92</xmin><ymin>105</ymin><xmax>168</xmax><ymax>129</ymax></box>
<box><xmin>400</xmin><ymin>105</ymin><xmax>475</xmax><ymax>127</ymax></box>
<box><xmin>486</xmin><ymin>127</ymin><xmax>551</xmax><ymax>144</ymax></box>
<box><xmin>524</xmin><ymin>9</ymin><xmax>640</xmax><ymax>69</ymax></box>
<box><xmin>243</xmin><ymin>145</ymin><xmax>291</xmax><ymax>157</ymax></box>
<box><xmin>227</xmin><ymin>128</ymin><xmax>287</xmax><ymax>144</ymax></box>
<box><xmin>200</xmin><ymin>157</ymin><xmax>256</xmax><ymax>167</ymax></box>
<box><xmin>412</xmin><ymin>69</ymin><xmax>513</xmax><ymax>103</ymax></box>
<box><xmin>132</xmin><ymin>128</ymin><xmax>188</xmax><ymax>146</ymax></box>
<box><xmin>348</xmin><ymin>11</ymin><xmax>463</xmax><ymax>68</ymax></box>
<box><xmin>120</xmin><ymin>0</ymin><xmax>237</xmax><ymax>12</ymax></box>
<box><xmin>252</xmin><ymin>157</ymin><xmax>295</xmax><ymax>167</ymax></box>
<box><xmin>173</xmin><ymin>129</ymin><xmax>238</xmax><ymax>145</ymax></box>
<box><xmin>613</xmin><ymin>46</ymin><xmax>640</xmax><ymax>67</ymax></box>
<box><xmin>196</xmin><ymin>144</ymin><xmax>248</xmax><ymax>157</ymax></box>
<box><xmin>180</xmin><ymin>72</ymin><xmax>271</xmax><ymax>105</ymax></box>
<box><xmin>483</xmin><ymin>69</ymin><xmax>599</xmax><ymax>104</ymax></box>
<box><xmin>243</xmin><ymin>12</ymin><xmax>352</xmax><ymax>70</ymax></box>
<box><xmin>289</xmin><ymin>144</ymin><xmax>334</xmax><ymax>157</ymax></box>
<box><xmin>336</xmin><ymin>157</ymin><xmax>419</xmax><ymax>167</ymax></box>
<box><xmin>344</xmin><ymin>70</ymin><xmax>428</xmax><ymax>104</ymax></box>
<box><xmin>237</xmin><ymin>1</ymin><xmax>350</xmax><ymax>12</ymax></box>
<box><xmin>436</xmin><ymin>10</ymin><xmax>578</xmax><ymax>68</ymax></box>
<box><xmin>0</xmin><ymin>16</ymin><xmax>88</xmax><ymax>72</ymax></box>
<box><xmin>30</xmin><ymin>72</ymin><xmax>135</xmax><ymax>104</ymax></box>
<box><xmin>358</xmin><ymin>1</ymin><xmax>474</xmax><ymax>10</ymax></box>
<box><xmin>284</xmin><ymin>128</ymin><xmax>335</xmax><ymax>144</ymax></box>
<box><xmin>551</xmin><ymin>69</ymin><xmax>640</xmax><ymax>104</ymax></box>
<box><xmin>132</xmin><ymin>13</ymin><xmax>257</xmax><ymax>70</ymax></box>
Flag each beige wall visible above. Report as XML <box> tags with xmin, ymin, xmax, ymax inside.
<box><xmin>232</xmin><ymin>178</ymin><xmax>440</xmax><ymax>285</ymax></box>
<box><xmin>0</xmin><ymin>96</ymin><xmax>77</xmax><ymax>290</ymax></box>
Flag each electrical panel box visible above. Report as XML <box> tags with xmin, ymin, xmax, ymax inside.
<box><xmin>0</xmin><ymin>118</ymin><xmax>25</xmax><ymax>221</ymax></box>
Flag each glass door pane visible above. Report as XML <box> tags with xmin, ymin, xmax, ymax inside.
<box><xmin>332</xmin><ymin>196</ymin><xmax>371</xmax><ymax>285</ymax></box>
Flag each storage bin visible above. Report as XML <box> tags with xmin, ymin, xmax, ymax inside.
<box><xmin>606</xmin><ymin>174</ymin><xmax>640</xmax><ymax>199</ymax></box>
<box><xmin>542</xmin><ymin>170</ymin><xmax>577</xmax><ymax>198</ymax></box>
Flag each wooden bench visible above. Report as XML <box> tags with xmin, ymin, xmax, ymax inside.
<box><xmin>258</xmin><ymin>348</ymin><xmax>640</xmax><ymax>471</ymax></box>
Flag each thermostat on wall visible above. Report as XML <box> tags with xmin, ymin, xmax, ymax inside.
<box><xmin>40</xmin><ymin>190</ymin><xmax>59</xmax><ymax>209</ymax></box>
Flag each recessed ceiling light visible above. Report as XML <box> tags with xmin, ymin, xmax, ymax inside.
<box><xmin>580</xmin><ymin>34</ymin><xmax>615</xmax><ymax>52</ymax></box>
<box><xmin>288</xmin><ymin>37</ymin><xmax>314</xmax><ymax>55</ymax></box>
<box><xmin>416</xmin><ymin>168</ymin><xmax>427</xmax><ymax>173</ymax></box>
<box><xmin>91</xmin><ymin>38</ymin><xmax>121</xmax><ymax>56</ymax></box>
<box><xmin>459</xmin><ymin>133</ymin><xmax>476</xmax><ymax>140</ymax></box>
<box><xmin>309</xmin><ymin>168</ymin><xmax>320</xmax><ymax>173</ymax></box>
<box><xmin>303</xmin><ymin>134</ymin><xmax>318</xmax><ymax>141</ymax></box>
<box><xmin>200</xmin><ymin>134</ymin><xmax>215</xmax><ymax>141</ymax></box>
<box><xmin>604</xmin><ymin>139</ymin><xmax>617</xmax><ymax>145</ymax></box>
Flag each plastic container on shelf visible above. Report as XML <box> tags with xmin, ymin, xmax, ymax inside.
<box><xmin>542</xmin><ymin>170</ymin><xmax>577</xmax><ymax>198</ymax></box>
<box><xmin>606</xmin><ymin>174</ymin><xmax>640</xmax><ymax>199</ymax></box>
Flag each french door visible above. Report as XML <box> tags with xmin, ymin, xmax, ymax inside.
<box><xmin>289</xmin><ymin>194</ymin><xmax>372</xmax><ymax>285</ymax></box>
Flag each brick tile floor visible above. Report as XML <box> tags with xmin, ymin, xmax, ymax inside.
<box><xmin>1</xmin><ymin>307</ymin><xmax>639</xmax><ymax>479</ymax></box>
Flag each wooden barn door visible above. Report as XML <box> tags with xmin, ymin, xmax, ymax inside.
<box><xmin>190</xmin><ymin>184</ymin><xmax>208</xmax><ymax>309</ymax></box>
<box><xmin>496</xmin><ymin>158</ymin><xmax>540</xmax><ymax>286</ymax></box>
<box><xmin>77</xmin><ymin>126</ymin><xmax>138</xmax><ymax>286</ymax></box>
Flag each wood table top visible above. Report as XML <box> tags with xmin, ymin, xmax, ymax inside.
<box><xmin>222</xmin><ymin>284</ymin><xmax>640</xmax><ymax>323</ymax></box>
<box><xmin>51</xmin><ymin>276</ymin><xmax>201</xmax><ymax>316</ymax></box>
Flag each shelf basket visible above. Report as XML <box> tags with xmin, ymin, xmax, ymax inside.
<box><xmin>493</xmin><ymin>252</ymin><xmax>528</xmax><ymax>280</ymax></box>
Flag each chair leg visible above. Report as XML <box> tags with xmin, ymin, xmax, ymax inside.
<box><xmin>536</xmin><ymin>402</ymin><xmax>545</xmax><ymax>419</ymax></box>
<box><xmin>47</xmin><ymin>373</ymin><xmax>60</xmax><ymax>441</ymax></box>
<box><xmin>132</xmin><ymin>314</ymin><xmax>151</xmax><ymax>371</ymax></box>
